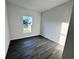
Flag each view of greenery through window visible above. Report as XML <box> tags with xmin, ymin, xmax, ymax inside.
<box><xmin>23</xmin><ymin>16</ymin><xmax>32</xmax><ymax>33</ymax></box>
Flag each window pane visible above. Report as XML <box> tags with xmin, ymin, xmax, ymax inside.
<box><xmin>22</xmin><ymin>16</ymin><xmax>32</xmax><ymax>33</ymax></box>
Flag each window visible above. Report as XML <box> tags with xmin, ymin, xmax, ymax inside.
<box><xmin>22</xmin><ymin>16</ymin><xmax>32</xmax><ymax>33</ymax></box>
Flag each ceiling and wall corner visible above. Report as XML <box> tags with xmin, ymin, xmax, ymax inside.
<box><xmin>6</xmin><ymin>0</ymin><xmax>72</xmax><ymax>12</ymax></box>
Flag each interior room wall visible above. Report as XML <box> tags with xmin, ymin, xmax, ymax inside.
<box><xmin>5</xmin><ymin>3</ymin><xmax>10</xmax><ymax>55</ymax></box>
<box><xmin>62</xmin><ymin>7</ymin><xmax>74</xmax><ymax>59</ymax></box>
<box><xmin>7</xmin><ymin>4</ymin><xmax>41</xmax><ymax>40</ymax></box>
<box><xmin>40</xmin><ymin>1</ymin><xmax>73</xmax><ymax>46</ymax></box>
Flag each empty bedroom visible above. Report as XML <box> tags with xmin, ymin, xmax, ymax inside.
<box><xmin>5</xmin><ymin>0</ymin><xmax>73</xmax><ymax>59</ymax></box>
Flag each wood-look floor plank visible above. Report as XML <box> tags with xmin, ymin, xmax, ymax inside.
<box><xmin>6</xmin><ymin>36</ymin><xmax>63</xmax><ymax>59</ymax></box>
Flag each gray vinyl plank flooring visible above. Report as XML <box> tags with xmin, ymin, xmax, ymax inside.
<box><xmin>6</xmin><ymin>36</ymin><xmax>64</xmax><ymax>59</ymax></box>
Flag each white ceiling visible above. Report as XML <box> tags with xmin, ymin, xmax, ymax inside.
<box><xmin>6</xmin><ymin>0</ymin><xmax>72</xmax><ymax>12</ymax></box>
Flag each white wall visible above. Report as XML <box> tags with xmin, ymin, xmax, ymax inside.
<box><xmin>41</xmin><ymin>1</ymin><xmax>73</xmax><ymax>46</ymax></box>
<box><xmin>7</xmin><ymin>4</ymin><xmax>41</xmax><ymax>40</ymax></box>
<box><xmin>5</xmin><ymin>3</ymin><xmax>10</xmax><ymax>55</ymax></box>
<box><xmin>62</xmin><ymin>7</ymin><xmax>74</xmax><ymax>59</ymax></box>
